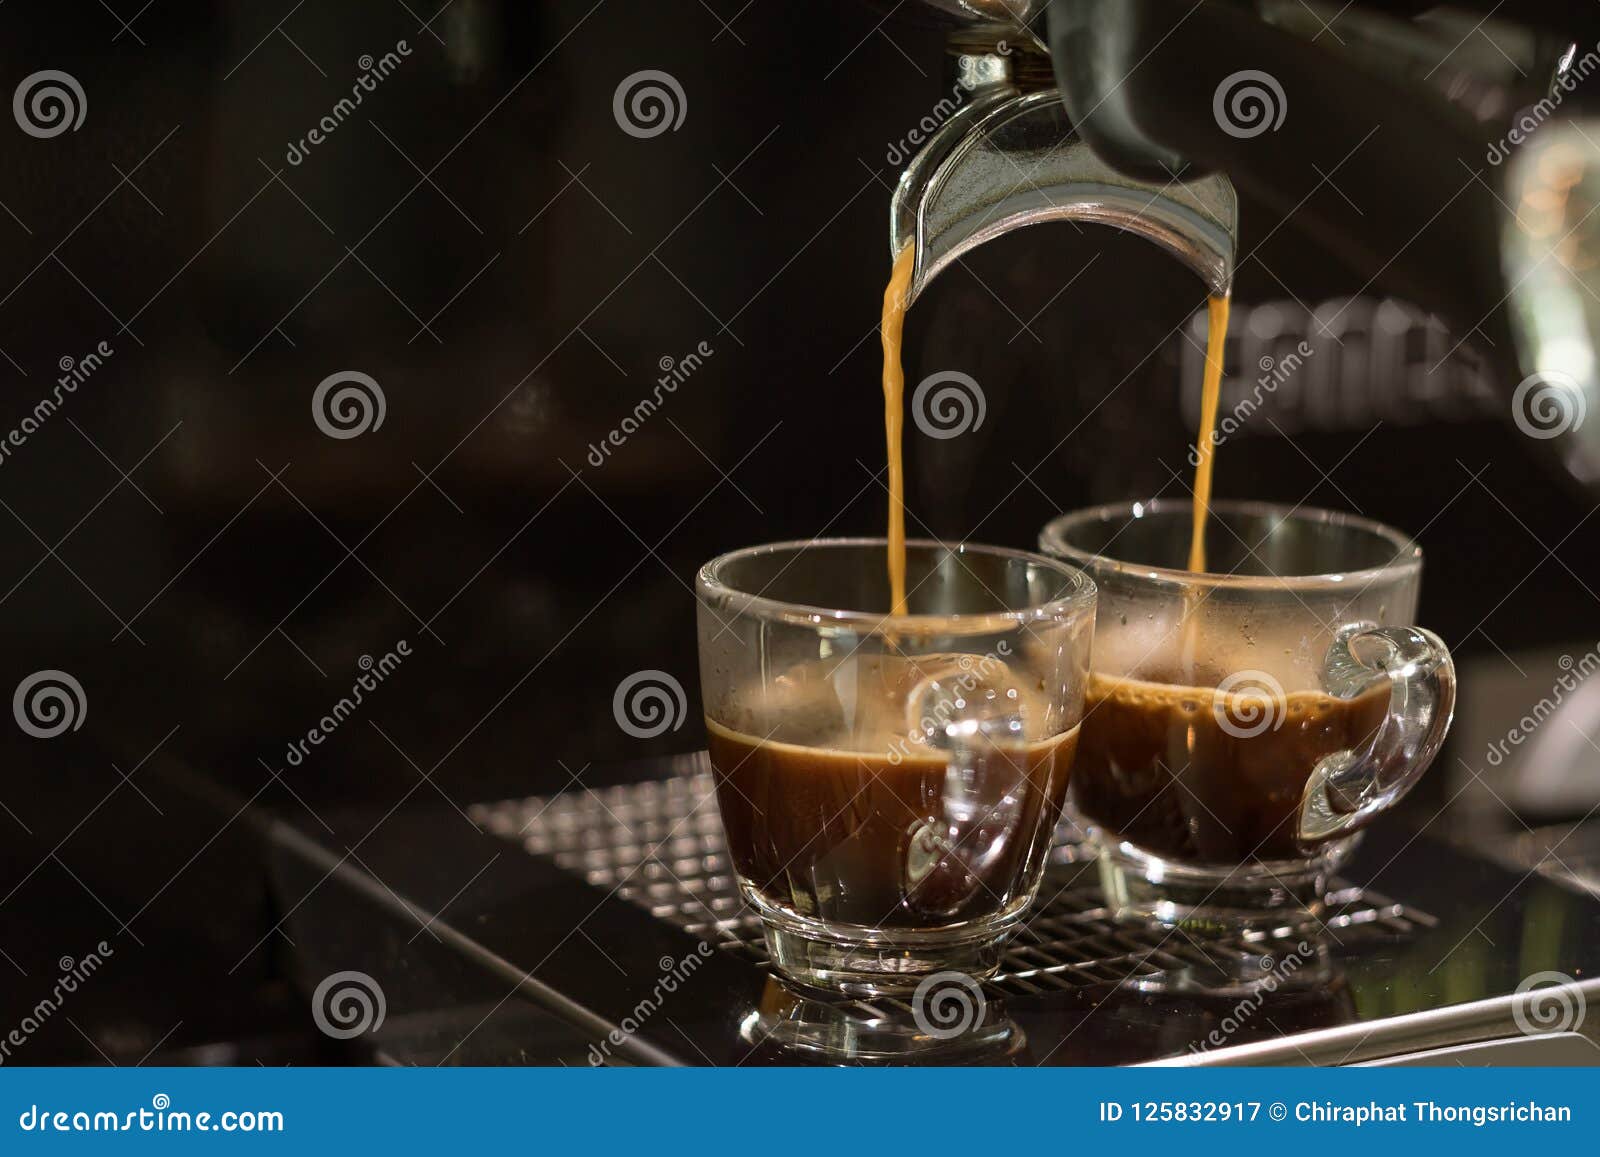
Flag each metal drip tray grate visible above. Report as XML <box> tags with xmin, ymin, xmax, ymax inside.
<box><xmin>471</xmin><ymin>758</ymin><xmax>1436</xmax><ymax>997</ymax></box>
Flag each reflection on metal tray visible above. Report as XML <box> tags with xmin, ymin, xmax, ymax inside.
<box><xmin>469</xmin><ymin>758</ymin><xmax>1436</xmax><ymax>998</ymax></box>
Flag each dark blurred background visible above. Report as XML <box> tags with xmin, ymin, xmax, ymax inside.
<box><xmin>0</xmin><ymin>0</ymin><xmax>1594</xmax><ymax>1063</ymax></box>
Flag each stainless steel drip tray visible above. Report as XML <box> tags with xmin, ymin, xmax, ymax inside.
<box><xmin>268</xmin><ymin>754</ymin><xmax>1600</xmax><ymax>1066</ymax></box>
<box><xmin>471</xmin><ymin>768</ymin><xmax>1430</xmax><ymax>994</ymax></box>
<box><xmin>456</xmin><ymin>753</ymin><xmax>1600</xmax><ymax>1066</ymax></box>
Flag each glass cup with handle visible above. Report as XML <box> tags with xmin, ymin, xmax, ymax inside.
<box><xmin>1039</xmin><ymin>500</ymin><xmax>1455</xmax><ymax>931</ymax></box>
<box><xmin>696</xmin><ymin>537</ymin><xmax>1095</xmax><ymax>996</ymax></box>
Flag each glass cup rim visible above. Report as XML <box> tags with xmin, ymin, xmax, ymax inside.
<box><xmin>1038</xmin><ymin>498</ymin><xmax>1422</xmax><ymax>592</ymax></box>
<box><xmin>696</xmin><ymin>536</ymin><xmax>1096</xmax><ymax>635</ymax></box>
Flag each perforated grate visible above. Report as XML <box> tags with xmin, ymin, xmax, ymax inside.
<box><xmin>471</xmin><ymin>758</ymin><xmax>1435</xmax><ymax>997</ymax></box>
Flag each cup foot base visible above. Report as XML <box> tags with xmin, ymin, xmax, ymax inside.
<box><xmin>1094</xmin><ymin>835</ymin><xmax>1360</xmax><ymax>936</ymax></box>
<box><xmin>751</xmin><ymin>894</ymin><xmax>1016</xmax><ymax>998</ymax></box>
<box><xmin>741</xmin><ymin>979</ymin><xmax>1024</xmax><ymax>1061</ymax></box>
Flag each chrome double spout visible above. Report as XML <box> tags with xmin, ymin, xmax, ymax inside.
<box><xmin>887</xmin><ymin>0</ymin><xmax>1600</xmax><ymax>489</ymax></box>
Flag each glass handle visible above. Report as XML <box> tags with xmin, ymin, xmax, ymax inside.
<box><xmin>1299</xmin><ymin>625</ymin><xmax>1457</xmax><ymax>843</ymax></box>
<box><xmin>901</xmin><ymin>664</ymin><xmax>1031</xmax><ymax>917</ymax></box>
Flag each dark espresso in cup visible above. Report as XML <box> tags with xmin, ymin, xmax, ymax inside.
<box><xmin>1074</xmin><ymin>671</ymin><xmax>1389</xmax><ymax>864</ymax></box>
<box><xmin>706</xmin><ymin>654</ymin><xmax>1078</xmax><ymax>929</ymax></box>
<box><xmin>709</xmin><ymin>723</ymin><xmax>1076</xmax><ymax>927</ymax></box>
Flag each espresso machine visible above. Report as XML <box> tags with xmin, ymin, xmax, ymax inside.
<box><xmin>890</xmin><ymin>0</ymin><xmax>1600</xmax><ymax>488</ymax></box>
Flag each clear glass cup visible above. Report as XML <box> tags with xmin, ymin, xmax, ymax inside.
<box><xmin>1039</xmin><ymin>500</ymin><xmax>1456</xmax><ymax>931</ymax></box>
<box><xmin>695</xmin><ymin>538</ymin><xmax>1095</xmax><ymax>996</ymax></box>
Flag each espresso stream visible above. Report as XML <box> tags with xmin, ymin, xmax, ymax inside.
<box><xmin>880</xmin><ymin>246</ymin><xmax>1232</xmax><ymax>601</ymax></box>
<box><xmin>1189</xmin><ymin>294</ymin><xmax>1231</xmax><ymax>573</ymax></box>
<box><xmin>881</xmin><ymin>246</ymin><xmax>915</xmax><ymax>613</ymax></box>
